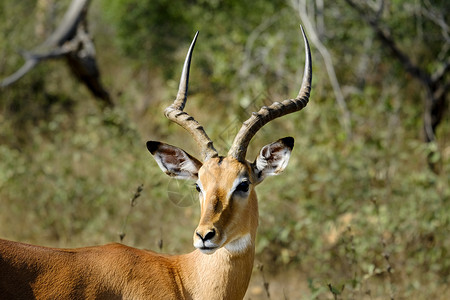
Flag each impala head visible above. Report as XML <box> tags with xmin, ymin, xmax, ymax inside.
<box><xmin>147</xmin><ymin>28</ymin><xmax>311</xmax><ymax>255</ymax></box>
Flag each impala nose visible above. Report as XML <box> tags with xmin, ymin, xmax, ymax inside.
<box><xmin>196</xmin><ymin>229</ymin><xmax>216</xmax><ymax>242</ymax></box>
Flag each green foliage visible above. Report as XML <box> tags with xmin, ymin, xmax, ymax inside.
<box><xmin>255</xmin><ymin>98</ymin><xmax>449</xmax><ymax>298</ymax></box>
<box><xmin>0</xmin><ymin>0</ymin><xmax>449</xmax><ymax>299</ymax></box>
<box><xmin>102</xmin><ymin>0</ymin><xmax>191</xmax><ymax>71</ymax></box>
<box><xmin>102</xmin><ymin>0</ymin><xmax>290</xmax><ymax>88</ymax></box>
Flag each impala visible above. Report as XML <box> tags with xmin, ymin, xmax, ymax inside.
<box><xmin>0</xmin><ymin>27</ymin><xmax>311</xmax><ymax>299</ymax></box>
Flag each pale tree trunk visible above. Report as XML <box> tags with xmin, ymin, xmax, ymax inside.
<box><xmin>290</xmin><ymin>0</ymin><xmax>353</xmax><ymax>139</ymax></box>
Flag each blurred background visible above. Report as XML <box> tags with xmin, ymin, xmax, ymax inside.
<box><xmin>0</xmin><ymin>0</ymin><xmax>448</xmax><ymax>299</ymax></box>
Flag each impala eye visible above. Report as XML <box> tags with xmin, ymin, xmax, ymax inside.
<box><xmin>195</xmin><ymin>183</ymin><xmax>201</xmax><ymax>193</ymax></box>
<box><xmin>236</xmin><ymin>181</ymin><xmax>250</xmax><ymax>193</ymax></box>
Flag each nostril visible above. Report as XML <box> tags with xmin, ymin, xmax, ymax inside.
<box><xmin>196</xmin><ymin>229</ymin><xmax>216</xmax><ymax>241</ymax></box>
<box><xmin>204</xmin><ymin>229</ymin><xmax>216</xmax><ymax>241</ymax></box>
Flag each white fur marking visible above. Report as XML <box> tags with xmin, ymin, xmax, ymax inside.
<box><xmin>227</xmin><ymin>176</ymin><xmax>248</xmax><ymax>199</ymax></box>
<box><xmin>180</xmin><ymin>159</ymin><xmax>199</xmax><ymax>175</ymax></box>
<box><xmin>256</xmin><ymin>147</ymin><xmax>291</xmax><ymax>177</ymax></box>
<box><xmin>224</xmin><ymin>233</ymin><xmax>252</xmax><ymax>254</ymax></box>
<box><xmin>274</xmin><ymin>150</ymin><xmax>291</xmax><ymax>174</ymax></box>
<box><xmin>196</xmin><ymin>179</ymin><xmax>206</xmax><ymax>205</ymax></box>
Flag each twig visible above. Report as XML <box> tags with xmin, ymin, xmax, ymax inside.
<box><xmin>345</xmin><ymin>225</ymin><xmax>360</xmax><ymax>299</ymax></box>
<box><xmin>328</xmin><ymin>283</ymin><xmax>339</xmax><ymax>300</ymax></box>
<box><xmin>158</xmin><ymin>227</ymin><xmax>163</xmax><ymax>251</ymax></box>
<box><xmin>257</xmin><ymin>263</ymin><xmax>271</xmax><ymax>299</ymax></box>
<box><xmin>370</xmin><ymin>197</ymin><xmax>395</xmax><ymax>300</ymax></box>
<box><xmin>119</xmin><ymin>184</ymin><xmax>143</xmax><ymax>243</ymax></box>
<box><xmin>383</xmin><ymin>243</ymin><xmax>395</xmax><ymax>300</ymax></box>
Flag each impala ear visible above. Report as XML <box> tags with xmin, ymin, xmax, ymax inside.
<box><xmin>147</xmin><ymin>141</ymin><xmax>202</xmax><ymax>180</ymax></box>
<box><xmin>253</xmin><ymin>137</ymin><xmax>294</xmax><ymax>184</ymax></box>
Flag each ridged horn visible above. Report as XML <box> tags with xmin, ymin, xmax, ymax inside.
<box><xmin>228</xmin><ymin>26</ymin><xmax>312</xmax><ymax>161</ymax></box>
<box><xmin>164</xmin><ymin>32</ymin><xmax>219</xmax><ymax>161</ymax></box>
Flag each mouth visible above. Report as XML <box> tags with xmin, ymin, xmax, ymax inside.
<box><xmin>193</xmin><ymin>233</ymin><xmax>225</xmax><ymax>254</ymax></box>
<box><xmin>198</xmin><ymin>246</ymin><xmax>218</xmax><ymax>254</ymax></box>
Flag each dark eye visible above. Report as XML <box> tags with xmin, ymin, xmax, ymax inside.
<box><xmin>236</xmin><ymin>181</ymin><xmax>250</xmax><ymax>193</ymax></box>
<box><xmin>195</xmin><ymin>183</ymin><xmax>201</xmax><ymax>193</ymax></box>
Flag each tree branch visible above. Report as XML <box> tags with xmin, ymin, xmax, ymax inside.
<box><xmin>1</xmin><ymin>0</ymin><xmax>111</xmax><ymax>106</ymax></box>
<box><xmin>344</xmin><ymin>0</ymin><xmax>432</xmax><ymax>86</ymax></box>
<box><xmin>345</xmin><ymin>0</ymin><xmax>449</xmax><ymax>172</ymax></box>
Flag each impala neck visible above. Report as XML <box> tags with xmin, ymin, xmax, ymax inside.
<box><xmin>181</xmin><ymin>242</ymin><xmax>255</xmax><ymax>299</ymax></box>
<box><xmin>179</xmin><ymin>193</ymin><xmax>258</xmax><ymax>300</ymax></box>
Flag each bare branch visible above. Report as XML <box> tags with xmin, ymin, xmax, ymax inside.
<box><xmin>422</xmin><ymin>0</ymin><xmax>450</xmax><ymax>42</ymax></box>
<box><xmin>41</xmin><ymin>0</ymin><xmax>91</xmax><ymax>49</ymax></box>
<box><xmin>290</xmin><ymin>0</ymin><xmax>353</xmax><ymax>139</ymax></box>
<box><xmin>1</xmin><ymin>59</ymin><xmax>38</xmax><ymax>88</ymax></box>
<box><xmin>1</xmin><ymin>0</ymin><xmax>111</xmax><ymax>106</ymax></box>
<box><xmin>345</xmin><ymin>0</ymin><xmax>448</xmax><ymax>171</ymax></box>
<box><xmin>432</xmin><ymin>57</ymin><xmax>450</xmax><ymax>86</ymax></box>
<box><xmin>344</xmin><ymin>0</ymin><xmax>432</xmax><ymax>86</ymax></box>
<box><xmin>1</xmin><ymin>48</ymin><xmax>71</xmax><ymax>88</ymax></box>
